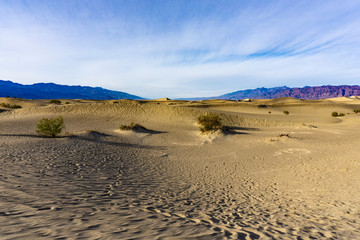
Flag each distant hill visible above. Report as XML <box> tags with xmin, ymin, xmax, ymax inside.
<box><xmin>0</xmin><ymin>80</ymin><xmax>143</xmax><ymax>100</ymax></box>
<box><xmin>216</xmin><ymin>85</ymin><xmax>360</xmax><ymax>100</ymax></box>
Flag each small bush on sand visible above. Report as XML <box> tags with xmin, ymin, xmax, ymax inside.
<box><xmin>332</xmin><ymin>112</ymin><xmax>345</xmax><ymax>117</ymax></box>
<box><xmin>258</xmin><ymin>104</ymin><xmax>267</xmax><ymax>108</ymax></box>
<box><xmin>0</xmin><ymin>103</ymin><xmax>22</xmax><ymax>109</ymax></box>
<box><xmin>197</xmin><ymin>113</ymin><xmax>223</xmax><ymax>134</ymax></box>
<box><xmin>120</xmin><ymin>122</ymin><xmax>135</xmax><ymax>130</ymax></box>
<box><xmin>279</xmin><ymin>133</ymin><xmax>290</xmax><ymax>138</ymax></box>
<box><xmin>120</xmin><ymin>122</ymin><xmax>147</xmax><ymax>131</ymax></box>
<box><xmin>50</xmin><ymin>99</ymin><xmax>61</xmax><ymax>104</ymax></box>
<box><xmin>353</xmin><ymin>109</ymin><xmax>360</xmax><ymax>113</ymax></box>
<box><xmin>36</xmin><ymin>116</ymin><xmax>65</xmax><ymax>137</ymax></box>
<box><xmin>283</xmin><ymin>110</ymin><xmax>289</xmax><ymax>115</ymax></box>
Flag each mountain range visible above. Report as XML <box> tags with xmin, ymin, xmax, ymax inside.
<box><xmin>0</xmin><ymin>80</ymin><xmax>143</xmax><ymax>100</ymax></box>
<box><xmin>216</xmin><ymin>85</ymin><xmax>360</xmax><ymax>100</ymax></box>
<box><xmin>1</xmin><ymin>80</ymin><xmax>360</xmax><ymax>100</ymax></box>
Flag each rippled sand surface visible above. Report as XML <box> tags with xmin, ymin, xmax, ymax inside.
<box><xmin>1</xmin><ymin>98</ymin><xmax>360</xmax><ymax>239</ymax></box>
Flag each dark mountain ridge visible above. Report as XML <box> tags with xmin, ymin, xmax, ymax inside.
<box><xmin>217</xmin><ymin>85</ymin><xmax>360</xmax><ymax>100</ymax></box>
<box><xmin>2</xmin><ymin>80</ymin><xmax>360</xmax><ymax>100</ymax></box>
<box><xmin>0</xmin><ymin>80</ymin><xmax>143</xmax><ymax>100</ymax></box>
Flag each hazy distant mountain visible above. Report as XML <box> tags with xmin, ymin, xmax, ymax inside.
<box><xmin>216</xmin><ymin>85</ymin><xmax>360</xmax><ymax>100</ymax></box>
<box><xmin>0</xmin><ymin>80</ymin><xmax>143</xmax><ymax>100</ymax></box>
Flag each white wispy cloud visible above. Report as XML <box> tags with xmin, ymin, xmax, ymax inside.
<box><xmin>0</xmin><ymin>0</ymin><xmax>360</xmax><ymax>98</ymax></box>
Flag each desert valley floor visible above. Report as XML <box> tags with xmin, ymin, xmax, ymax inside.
<box><xmin>0</xmin><ymin>97</ymin><xmax>360</xmax><ymax>239</ymax></box>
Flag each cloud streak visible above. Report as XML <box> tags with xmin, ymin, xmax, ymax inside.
<box><xmin>0</xmin><ymin>0</ymin><xmax>360</xmax><ymax>98</ymax></box>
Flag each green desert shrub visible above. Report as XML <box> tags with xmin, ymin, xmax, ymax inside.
<box><xmin>36</xmin><ymin>116</ymin><xmax>65</xmax><ymax>137</ymax></box>
<box><xmin>331</xmin><ymin>111</ymin><xmax>338</xmax><ymax>117</ymax></box>
<box><xmin>332</xmin><ymin>112</ymin><xmax>345</xmax><ymax>117</ymax></box>
<box><xmin>0</xmin><ymin>103</ymin><xmax>22</xmax><ymax>109</ymax></box>
<box><xmin>50</xmin><ymin>99</ymin><xmax>61</xmax><ymax>104</ymax></box>
<box><xmin>283</xmin><ymin>110</ymin><xmax>289</xmax><ymax>115</ymax></box>
<box><xmin>353</xmin><ymin>109</ymin><xmax>360</xmax><ymax>113</ymax></box>
<box><xmin>197</xmin><ymin>113</ymin><xmax>223</xmax><ymax>133</ymax></box>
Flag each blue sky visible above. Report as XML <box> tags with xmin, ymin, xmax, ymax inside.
<box><xmin>1</xmin><ymin>0</ymin><xmax>360</xmax><ymax>98</ymax></box>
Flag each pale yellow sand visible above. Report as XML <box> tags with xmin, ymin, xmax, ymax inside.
<box><xmin>0</xmin><ymin>97</ymin><xmax>359</xmax><ymax>239</ymax></box>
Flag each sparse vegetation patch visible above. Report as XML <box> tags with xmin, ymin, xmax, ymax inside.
<box><xmin>197</xmin><ymin>113</ymin><xmax>224</xmax><ymax>134</ymax></box>
<box><xmin>0</xmin><ymin>103</ymin><xmax>22</xmax><ymax>109</ymax></box>
<box><xmin>332</xmin><ymin>112</ymin><xmax>345</xmax><ymax>117</ymax></box>
<box><xmin>50</xmin><ymin>99</ymin><xmax>62</xmax><ymax>104</ymax></box>
<box><xmin>120</xmin><ymin>122</ymin><xmax>148</xmax><ymax>131</ymax></box>
<box><xmin>36</xmin><ymin>116</ymin><xmax>65</xmax><ymax>137</ymax></box>
<box><xmin>353</xmin><ymin>109</ymin><xmax>360</xmax><ymax>113</ymax></box>
<box><xmin>283</xmin><ymin>110</ymin><xmax>289</xmax><ymax>115</ymax></box>
<box><xmin>279</xmin><ymin>133</ymin><xmax>290</xmax><ymax>138</ymax></box>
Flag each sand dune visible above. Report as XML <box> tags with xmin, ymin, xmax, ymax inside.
<box><xmin>1</xmin><ymin>97</ymin><xmax>360</xmax><ymax>239</ymax></box>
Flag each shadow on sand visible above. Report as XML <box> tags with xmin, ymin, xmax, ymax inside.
<box><xmin>0</xmin><ymin>132</ymin><xmax>164</xmax><ymax>150</ymax></box>
<box><xmin>223</xmin><ymin>126</ymin><xmax>260</xmax><ymax>135</ymax></box>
